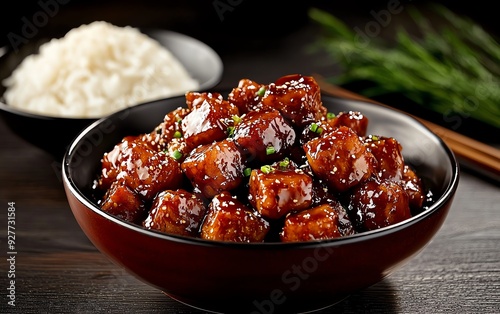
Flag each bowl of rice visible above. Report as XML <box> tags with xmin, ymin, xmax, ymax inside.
<box><xmin>0</xmin><ymin>21</ymin><xmax>223</xmax><ymax>159</ymax></box>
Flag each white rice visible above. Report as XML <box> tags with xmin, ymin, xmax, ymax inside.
<box><xmin>2</xmin><ymin>21</ymin><xmax>200</xmax><ymax>118</ymax></box>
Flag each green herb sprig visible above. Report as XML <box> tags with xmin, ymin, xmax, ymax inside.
<box><xmin>308</xmin><ymin>4</ymin><xmax>500</xmax><ymax>128</ymax></box>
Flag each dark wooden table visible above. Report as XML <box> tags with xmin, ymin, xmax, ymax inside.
<box><xmin>1</xmin><ymin>2</ymin><xmax>500</xmax><ymax>313</ymax></box>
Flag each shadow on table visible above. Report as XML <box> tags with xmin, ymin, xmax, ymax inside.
<box><xmin>320</xmin><ymin>279</ymin><xmax>400</xmax><ymax>313</ymax></box>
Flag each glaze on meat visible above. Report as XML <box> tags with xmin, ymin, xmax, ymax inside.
<box><xmin>94</xmin><ymin>74</ymin><xmax>430</xmax><ymax>243</ymax></box>
<box><xmin>143</xmin><ymin>189</ymin><xmax>207</xmax><ymax>237</ymax></box>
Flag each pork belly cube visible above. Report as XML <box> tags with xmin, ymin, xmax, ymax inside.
<box><xmin>98</xmin><ymin>136</ymin><xmax>184</xmax><ymax>202</ymax></box>
<box><xmin>248</xmin><ymin>167</ymin><xmax>313</xmax><ymax>220</ymax></box>
<box><xmin>227</xmin><ymin>78</ymin><xmax>265</xmax><ymax>114</ymax></box>
<box><xmin>326</xmin><ymin>111</ymin><xmax>369</xmax><ymax>137</ymax></box>
<box><xmin>143</xmin><ymin>189</ymin><xmax>207</xmax><ymax>237</ymax></box>
<box><xmin>260</xmin><ymin>74</ymin><xmax>325</xmax><ymax>127</ymax></box>
<box><xmin>303</xmin><ymin>126</ymin><xmax>377</xmax><ymax>193</ymax></box>
<box><xmin>99</xmin><ymin>135</ymin><xmax>139</xmax><ymax>191</ymax></box>
<box><xmin>201</xmin><ymin>192</ymin><xmax>270</xmax><ymax>242</ymax></box>
<box><xmin>100</xmin><ymin>180</ymin><xmax>146</xmax><ymax>224</ymax></box>
<box><xmin>348</xmin><ymin>179</ymin><xmax>411</xmax><ymax>231</ymax></box>
<box><xmin>364</xmin><ymin>135</ymin><xmax>405</xmax><ymax>181</ymax></box>
<box><xmin>233</xmin><ymin>108</ymin><xmax>296</xmax><ymax>163</ymax></box>
<box><xmin>140</xmin><ymin>106</ymin><xmax>190</xmax><ymax>152</ymax></box>
<box><xmin>181</xmin><ymin>92</ymin><xmax>239</xmax><ymax>148</ymax></box>
<box><xmin>181</xmin><ymin>139</ymin><xmax>245</xmax><ymax>199</ymax></box>
<box><xmin>281</xmin><ymin>200</ymin><xmax>355</xmax><ymax>242</ymax></box>
<box><xmin>185</xmin><ymin>91</ymin><xmax>223</xmax><ymax>110</ymax></box>
<box><xmin>401</xmin><ymin>165</ymin><xmax>425</xmax><ymax>212</ymax></box>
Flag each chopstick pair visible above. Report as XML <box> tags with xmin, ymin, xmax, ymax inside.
<box><xmin>313</xmin><ymin>74</ymin><xmax>500</xmax><ymax>183</ymax></box>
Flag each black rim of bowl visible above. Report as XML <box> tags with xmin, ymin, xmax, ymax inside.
<box><xmin>62</xmin><ymin>95</ymin><xmax>460</xmax><ymax>249</ymax></box>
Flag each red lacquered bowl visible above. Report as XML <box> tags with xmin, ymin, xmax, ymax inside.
<box><xmin>62</xmin><ymin>93</ymin><xmax>459</xmax><ymax>313</ymax></box>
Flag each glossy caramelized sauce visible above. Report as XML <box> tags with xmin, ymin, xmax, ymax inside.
<box><xmin>92</xmin><ymin>74</ymin><xmax>434</xmax><ymax>243</ymax></box>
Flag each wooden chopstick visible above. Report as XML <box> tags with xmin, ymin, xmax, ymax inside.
<box><xmin>313</xmin><ymin>74</ymin><xmax>500</xmax><ymax>182</ymax></box>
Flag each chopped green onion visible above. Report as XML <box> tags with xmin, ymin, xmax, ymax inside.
<box><xmin>371</xmin><ymin>135</ymin><xmax>380</xmax><ymax>141</ymax></box>
<box><xmin>260</xmin><ymin>165</ymin><xmax>274</xmax><ymax>174</ymax></box>
<box><xmin>227</xmin><ymin>126</ymin><xmax>235</xmax><ymax>137</ymax></box>
<box><xmin>173</xmin><ymin>131</ymin><xmax>182</xmax><ymax>138</ymax></box>
<box><xmin>266</xmin><ymin>145</ymin><xmax>276</xmax><ymax>155</ymax></box>
<box><xmin>171</xmin><ymin>150</ymin><xmax>183</xmax><ymax>160</ymax></box>
<box><xmin>327</xmin><ymin>112</ymin><xmax>336</xmax><ymax>120</ymax></box>
<box><xmin>309</xmin><ymin>123</ymin><xmax>323</xmax><ymax>134</ymax></box>
<box><xmin>232</xmin><ymin>115</ymin><xmax>242</xmax><ymax>124</ymax></box>
<box><xmin>279</xmin><ymin>157</ymin><xmax>290</xmax><ymax>169</ymax></box>
<box><xmin>256</xmin><ymin>86</ymin><xmax>266</xmax><ymax>97</ymax></box>
<box><xmin>243</xmin><ymin>167</ymin><xmax>252</xmax><ymax>177</ymax></box>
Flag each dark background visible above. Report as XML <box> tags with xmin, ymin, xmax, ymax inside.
<box><xmin>1</xmin><ymin>0</ymin><xmax>498</xmax><ymax>141</ymax></box>
<box><xmin>1</xmin><ymin>0</ymin><xmax>498</xmax><ymax>53</ymax></box>
<box><xmin>0</xmin><ymin>3</ymin><xmax>499</xmax><ymax>313</ymax></box>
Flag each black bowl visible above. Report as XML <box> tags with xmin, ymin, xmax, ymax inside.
<box><xmin>62</xmin><ymin>92</ymin><xmax>459</xmax><ymax>313</ymax></box>
<box><xmin>0</xmin><ymin>29</ymin><xmax>223</xmax><ymax>160</ymax></box>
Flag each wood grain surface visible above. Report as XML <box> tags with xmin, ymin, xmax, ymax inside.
<box><xmin>1</xmin><ymin>126</ymin><xmax>499</xmax><ymax>314</ymax></box>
